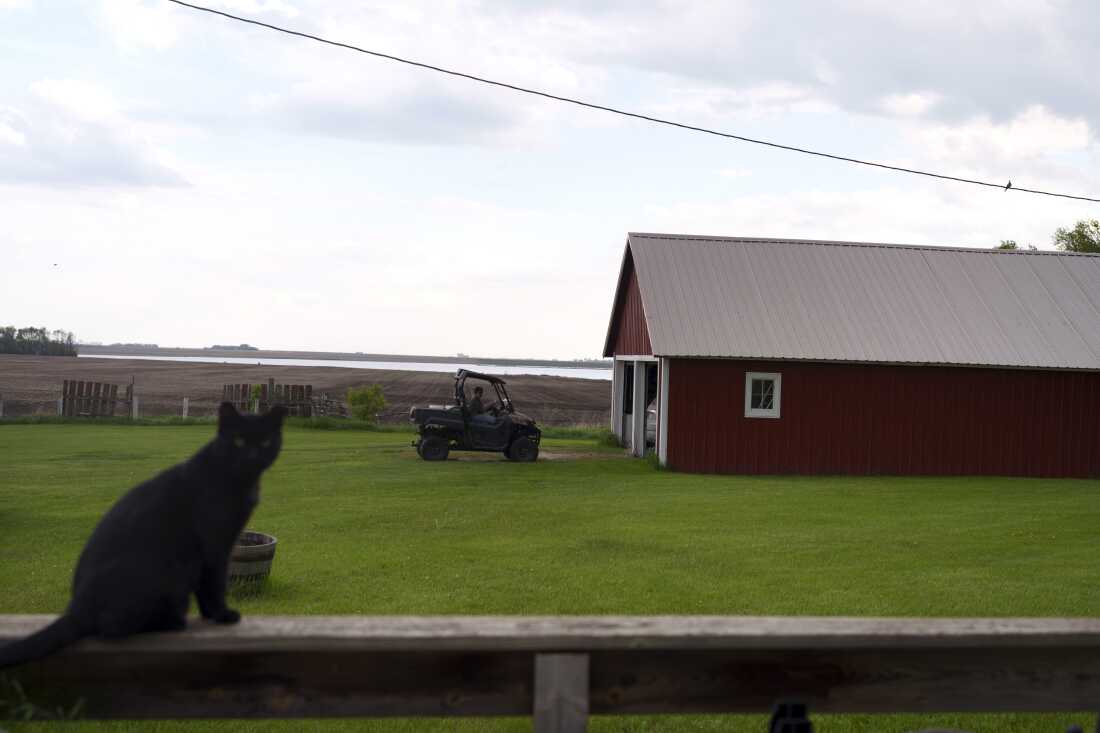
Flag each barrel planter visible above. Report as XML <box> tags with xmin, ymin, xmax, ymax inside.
<box><xmin>228</xmin><ymin>531</ymin><xmax>277</xmax><ymax>591</ymax></box>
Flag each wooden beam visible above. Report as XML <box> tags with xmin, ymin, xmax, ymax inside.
<box><xmin>631</xmin><ymin>359</ymin><xmax>646</xmax><ymax>457</ymax></box>
<box><xmin>3</xmin><ymin>615</ymin><xmax>1100</xmax><ymax>719</ymax></box>
<box><xmin>534</xmin><ymin>653</ymin><xmax>588</xmax><ymax>733</ymax></box>
<box><xmin>657</xmin><ymin>357</ymin><xmax>669</xmax><ymax>466</ymax></box>
<box><xmin>610</xmin><ymin>360</ymin><xmax>624</xmax><ymax>438</ymax></box>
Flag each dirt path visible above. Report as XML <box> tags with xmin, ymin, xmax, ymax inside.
<box><xmin>445</xmin><ymin>449</ymin><xmax>626</xmax><ymax>462</ymax></box>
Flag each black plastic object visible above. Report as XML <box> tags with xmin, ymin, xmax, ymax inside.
<box><xmin>769</xmin><ymin>702</ymin><xmax>812</xmax><ymax>733</ymax></box>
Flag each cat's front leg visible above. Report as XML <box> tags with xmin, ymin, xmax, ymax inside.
<box><xmin>196</xmin><ymin>562</ymin><xmax>240</xmax><ymax>624</ymax></box>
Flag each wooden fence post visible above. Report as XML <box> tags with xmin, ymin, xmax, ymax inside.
<box><xmin>131</xmin><ymin>395</ymin><xmax>139</xmax><ymax>420</ymax></box>
<box><xmin>534</xmin><ymin>653</ymin><xmax>589</xmax><ymax>733</ymax></box>
<box><xmin>0</xmin><ymin>393</ymin><xmax>4</xmax><ymax>419</ymax></box>
<box><xmin>57</xmin><ymin>397</ymin><xmax>63</xmax><ymax>416</ymax></box>
<box><xmin>182</xmin><ymin>397</ymin><xmax>189</xmax><ymax>419</ymax></box>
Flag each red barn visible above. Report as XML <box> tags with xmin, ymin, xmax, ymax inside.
<box><xmin>603</xmin><ymin>233</ymin><xmax>1100</xmax><ymax>477</ymax></box>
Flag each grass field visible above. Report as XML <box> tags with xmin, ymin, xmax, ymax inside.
<box><xmin>2</xmin><ymin>424</ymin><xmax>1098</xmax><ymax>732</ymax></box>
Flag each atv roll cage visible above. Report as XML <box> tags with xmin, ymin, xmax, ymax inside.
<box><xmin>454</xmin><ymin>370</ymin><xmax>514</xmax><ymax>416</ymax></box>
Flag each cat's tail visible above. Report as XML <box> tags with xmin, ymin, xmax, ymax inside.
<box><xmin>0</xmin><ymin>615</ymin><xmax>83</xmax><ymax>669</ymax></box>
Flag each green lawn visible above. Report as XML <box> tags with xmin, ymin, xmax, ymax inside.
<box><xmin>2</xmin><ymin>424</ymin><xmax>1098</xmax><ymax>732</ymax></box>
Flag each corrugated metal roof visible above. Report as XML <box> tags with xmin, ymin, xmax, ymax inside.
<box><xmin>624</xmin><ymin>232</ymin><xmax>1100</xmax><ymax>369</ymax></box>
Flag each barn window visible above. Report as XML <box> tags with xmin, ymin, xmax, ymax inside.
<box><xmin>744</xmin><ymin>372</ymin><xmax>781</xmax><ymax>418</ymax></box>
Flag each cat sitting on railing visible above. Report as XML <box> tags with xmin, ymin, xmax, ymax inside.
<box><xmin>0</xmin><ymin>402</ymin><xmax>285</xmax><ymax>668</ymax></box>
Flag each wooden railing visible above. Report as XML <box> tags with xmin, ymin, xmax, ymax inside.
<box><xmin>3</xmin><ymin>615</ymin><xmax>1100</xmax><ymax>731</ymax></box>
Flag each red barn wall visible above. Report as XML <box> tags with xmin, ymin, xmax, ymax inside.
<box><xmin>667</xmin><ymin>359</ymin><xmax>1100</xmax><ymax>477</ymax></box>
<box><xmin>607</xmin><ymin>254</ymin><xmax>652</xmax><ymax>356</ymax></box>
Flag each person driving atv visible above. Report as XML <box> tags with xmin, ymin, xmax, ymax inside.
<box><xmin>469</xmin><ymin>386</ymin><xmax>495</xmax><ymax>424</ymax></box>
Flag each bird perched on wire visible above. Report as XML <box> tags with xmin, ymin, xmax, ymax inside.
<box><xmin>1005</xmin><ymin>180</ymin><xmax>1012</xmax><ymax>191</ymax></box>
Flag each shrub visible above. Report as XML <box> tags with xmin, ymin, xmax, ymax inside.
<box><xmin>347</xmin><ymin>384</ymin><xmax>387</xmax><ymax>424</ymax></box>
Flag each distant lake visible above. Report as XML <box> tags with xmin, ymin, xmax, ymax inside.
<box><xmin>78</xmin><ymin>354</ymin><xmax>612</xmax><ymax>381</ymax></box>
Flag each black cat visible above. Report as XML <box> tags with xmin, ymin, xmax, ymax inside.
<box><xmin>0</xmin><ymin>402</ymin><xmax>285</xmax><ymax>668</ymax></box>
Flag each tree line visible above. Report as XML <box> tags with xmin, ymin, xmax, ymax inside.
<box><xmin>997</xmin><ymin>218</ymin><xmax>1100</xmax><ymax>252</ymax></box>
<box><xmin>0</xmin><ymin>327</ymin><xmax>78</xmax><ymax>356</ymax></box>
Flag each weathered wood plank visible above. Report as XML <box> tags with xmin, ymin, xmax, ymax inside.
<box><xmin>588</xmin><ymin>647</ymin><xmax>1100</xmax><ymax>714</ymax></box>
<box><xmin>4</xmin><ymin>616</ymin><xmax>1100</xmax><ymax>719</ymax></box>
<box><xmin>534</xmin><ymin>653</ymin><xmax>588</xmax><ymax>733</ymax></box>
<box><xmin>9</xmin><ymin>649</ymin><xmax>534</xmax><ymax>719</ymax></box>
<box><xmin>6</xmin><ymin>615</ymin><xmax>1100</xmax><ymax>651</ymax></box>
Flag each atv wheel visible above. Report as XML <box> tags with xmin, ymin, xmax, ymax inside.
<box><xmin>507</xmin><ymin>437</ymin><xmax>538</xmax><ymax>462</ymax></box>
<box><xmin>419</xmin><ymin>435</ymin><xmax>450</xmax><ymax>461</ymax></box>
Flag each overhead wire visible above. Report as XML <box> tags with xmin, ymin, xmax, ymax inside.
<box><xmin>165</xmin><ymin>0</ymin><xmax>1100</xmax><ymax>204</ymax></box>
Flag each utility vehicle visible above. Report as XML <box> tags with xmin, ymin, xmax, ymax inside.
<box><xmin>409</xmin><ymin>370</ymin><xmax>541</xmax><ymax>462</ymax></box>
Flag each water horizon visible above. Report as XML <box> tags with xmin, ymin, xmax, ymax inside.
<box><xmin>78</xmin><ymin>353</ymin><xmax>612</xmax><ymax>381</ymax></box>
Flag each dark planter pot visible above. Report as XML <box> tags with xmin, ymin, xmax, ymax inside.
<box><xmin>228</xmin><ymin>530</ymin><xmax>277</xmax><ymax>587</ymax></box>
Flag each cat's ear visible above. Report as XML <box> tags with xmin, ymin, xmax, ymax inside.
<box><xmin>218</xmin><ymin>402</ymin><xmax>241</xmax><ymax>426</ymax></box>
<box><xmin>267</xmin><ymin>405</ymin><xmax>287</xmax><ymax>427</ymax></box>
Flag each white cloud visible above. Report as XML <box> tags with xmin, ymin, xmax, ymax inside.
<box><xmin>30</xmin><ymin>79</ymin><xmax>121</xmax><ymax>123</ymax></box>
<box><xmin>0</xmin><ymin>0</ymin><xmax>31</xmax><ymax>8</ymax></box>
<box><xmin>913</xmin><ymin>106</ymin><xmax>1091</xmax><ymax>163</ymax></box>
<box><xmin>0</xmin><ymin>79</ymin><xmax>186</xmax><ymax>187</ymax></box>
<box><xmin>647</xmin><ymin>82</ymin><xmax>834</xmax><ymax>124</ymax></box>
<box><xmin>97</xmin><ymin>0</ymin><xmax>183</xmax><ymax>51</ymax></box>
<box><xmin>0</xmin><ymin>112</ymin><xmax>27</xmax><ymax>146</ymax></box>
<box><xmin>220</xmin><ymin>0</ymin><xmax>299</xmax><ymax>16</ymax></box>
<box><xmin>642</xmin><ymin>183</ymin><xmax>1089</xmax><ymax>253</ymax></box>
<box><xmin>559</xmin><ymin>1</ymin><xmax>1100</xmax><ymax>125</ymax></box>
<box><xmin>96</xmin><ymin>0</ymin><xmax>300</xmax><ymax>52</ymax></box>
<box><xmin>209</xmin><ymin>0</ymin><xmax>618</xmax><ymax>146</ymax></box>
<box><xmin>250</xmin><ymin>76</ymin><xmax>529</xmax><ymax>146</ymax></box>
<box><xmin>880</xmin><ymin>91</ymin><xmax>941</xmax><ymax>118</ymax></box>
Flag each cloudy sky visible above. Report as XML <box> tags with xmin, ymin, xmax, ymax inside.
<box><xmin>3</xmin><ymin>1</ymin><xmax>1099</xmax><ymax>358</ymax></box>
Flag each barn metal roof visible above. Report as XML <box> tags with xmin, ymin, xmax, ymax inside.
<box><xmin>623</xmin><ymin>232</ymin><xmax>1100</xmax><ymax>369</ymax></box>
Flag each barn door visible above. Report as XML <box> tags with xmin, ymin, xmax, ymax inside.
<box><xmin>643</xmin><ymin>362</ymin><xmax>659</xmax><ymax>454</ymax></box>
<box><xmin>621</xmin><ymin>363</ymin><xmax>634</xmax><ymax>448</ymax></box>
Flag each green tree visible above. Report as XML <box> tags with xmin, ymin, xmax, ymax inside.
<box><xmin>994</xmin><ymin>240</ymin><xmax>1036</xmax><ymax>251</ymax></box>
<box><xmin>1053</xmin><ymin>219</ymin><xmax>1100</xmax><ymax>253</ymax></box>
<box><xmin>347</xmin><ymin>384</ymin><xmax>387</xmax><ymax>424</ymax></box>
<box><xmin>0</xmin><ymin>326</ymin><xmax>77</xmax><ymax>356</ymax></box>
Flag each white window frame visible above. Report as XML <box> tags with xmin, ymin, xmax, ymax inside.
<box><xmin>744</xmin><ymin>372</ymin><xmax>781</xmax><ymax>419</ymax></box>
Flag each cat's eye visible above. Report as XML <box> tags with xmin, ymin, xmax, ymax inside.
<box><xmin>233</xmin><ymin>436</ymin><xmax>246</xmax><ymax>449</ymax></box>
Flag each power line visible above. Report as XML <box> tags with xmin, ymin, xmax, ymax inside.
<box><xmin>167</xmin><ymin>0</ymin><xmax>1099</xmax><ymax>204</ymax></box>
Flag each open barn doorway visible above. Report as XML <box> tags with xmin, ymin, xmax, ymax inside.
<box><xmin>620</xmin><ymin>362</ymin><xmax>634</xmax><ymax>442</ymax></box>
<box><xmin>642</xmin><ymin>362</ymin><xmax>658</xmax><ymax>453</ymax></box>
<box><xmin>613</xmin><ymin>358</ymin><xmax>659</xmax><ymax>456</ymax></box>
